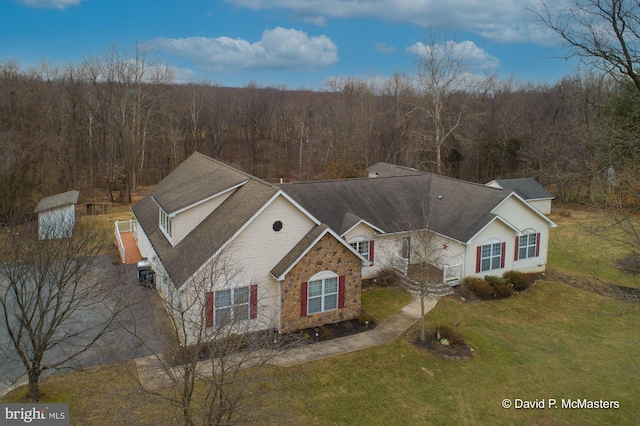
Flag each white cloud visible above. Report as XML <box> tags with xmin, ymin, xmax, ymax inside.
<box><xmin>375</xmin><ymin>43</ymin><xmax>396</xmax><ymax>53</ymax></box>
<box><xmin>148</xmin><ymin>27</ymin><xmax>338</xmax><ymax>73</ymax></box>
<box><xmin>223</xmin><ymin>0</ymin><xmax>564</xmax><ymax>44</ymax></box>
<box><xmin>407</xmin><ymin>40</ymin><xmax>500</xmax><ymax>72</ymax></box>
<box><xmin>18</xmin><ymin>0</ymin><xmax>83</xmax><ymax>9</ymax></box>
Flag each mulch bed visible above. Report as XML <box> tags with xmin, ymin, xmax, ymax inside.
<box><xmin>408</xmin><ymin>329</ymin><xmax>475</xmax><ymax>360</ymax></box>
<box><xmin>293</xmin><ymin>318</ymin><xmax>377</xmax><ymax>343</ymax></box>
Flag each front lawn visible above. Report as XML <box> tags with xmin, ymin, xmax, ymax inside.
<box><xmin>5</xmin><ymin>282</ymin><xmax>637</xmax><ymax>425</ymax></box>
<box><xmin>275</xmin><ymin>281</ymin><xmax>639</xmax><ymax>425</ymax></box>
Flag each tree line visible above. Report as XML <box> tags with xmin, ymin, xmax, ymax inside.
<box><xmin>0</xmin><ymin>45</ymin><xmax>633</xmax><ymax>219</ymax></box>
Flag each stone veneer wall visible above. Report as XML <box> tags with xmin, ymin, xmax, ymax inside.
<box><xmin>280</xmin><ymin>233</ymin><xmax>362</xmax><ymax>333</ymax></box>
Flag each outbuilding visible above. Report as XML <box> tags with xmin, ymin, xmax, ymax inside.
<box><xmin>34</xmin><ymin>190</ymin><xmax>80</xmax><ymax>239</ymax></box>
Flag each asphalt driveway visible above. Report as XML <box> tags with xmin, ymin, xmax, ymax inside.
<box><xmin>0</xmin><ymin>255</ymin><xmax>177</xmax><ymax>396</ymax></box>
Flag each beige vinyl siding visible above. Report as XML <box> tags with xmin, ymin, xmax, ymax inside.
<box><xmin>171</xmin><ymin>191</ymin><xmax>236</xmax><ymax>245</ymax></box>
<box><xmin>465</xmin><ymin>220</ymin><xmax>517</xmax><ymax>278</ymax></box>
<box><xmin>528</xmin><ymin>199</ymin><xmax>552</xmax><ymax>215</ymax></box>
<box><xmin>492</xmin><ymin>196</ymin><xmax>550</xmax><ymax>273</ymax></box>
<box><xmin>182</xmin><ymin>194</ymin><xmax>317</xmax><ymax>338</ymax></box>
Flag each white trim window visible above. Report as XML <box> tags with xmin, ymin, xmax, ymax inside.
<box><xmin>214</xmin><ymin>287</ymin><xmax>249</xmax><ymax>326</ymax></box>
<box><xmin>159</xmin><ymin>208</ymin><xmax>173</xmax><ymax>238</ymax></box>
<box><xmin>518</xmin><ymin>230</ymin><xmax>539</xmax><ymax>260</ymax></box>
<box><xmin>480</xmin><ymin>239</ymin><xmax>502</xmax><ymax>272</ymax></box>
<box><xmin>350</xmin><ymin>240</ymin><xmax>370</xmax><ymax>261</ymax></box>
<box><xmin>307</xmin><ymin>272</ymin><xmax>338</xmax><ymax>315</ymax></box>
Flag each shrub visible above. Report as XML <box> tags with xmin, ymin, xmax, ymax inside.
<box><xmin>462</xmin><ymin>277</ymin><xmax>494</xmax><ymax>299</ymax></box>
<box><xmin>433</xmin><ymin>325</ymin><xmax>464</xmax><ymax>345</ymax></box>
<box><xmin>503</xmin><ymin>270</ymin><xmax>532</xmax><ymax>291</ymax></box>
<box><xmin>492</xmin><ymin>282</ymin><xmax>514</xmax><ymax>298</ymax></box>
<box><xmin>484</xmin><ymin>275</ymin><xmax>506</xmax><ymax>286</ymax></box>
<box><xmin>366</xmin><ymin>268</ymin><xmax>399</xmax><ymax>288</ymax></box>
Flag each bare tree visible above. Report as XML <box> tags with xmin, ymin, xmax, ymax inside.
<box><xmin>536</xmin><ymin>0</ymin><xmax>640</xmax><ymax>93</ymax></box>
<box><xmin>0</xmin><ymin>217</ymin><xmax>120</xmax><ymax>401</ymax></box>
<box><xmin>411</xmin><ymin>29</ymin><xmax>489</xmax><ymax>175</ymax></box>
<box><xmin>133</xmin><ymin>247</ymin><xmax>296</xmax><ymax>425</ymax></box>
<box><xmin>386</xmin><ymin>190</ymin><xmax>460</xmax><ymax>342</ymax></box>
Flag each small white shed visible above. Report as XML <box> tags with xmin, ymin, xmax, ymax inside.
<box><xmin>34</xmin><ymin>190</ymin><xmax>80</xmax><ymax>240</ymax></box>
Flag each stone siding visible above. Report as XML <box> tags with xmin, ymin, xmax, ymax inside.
<box><xmin>280</xmin><ymin>233</ymin><xmax>362</xmax><ymax>332</ymax></box>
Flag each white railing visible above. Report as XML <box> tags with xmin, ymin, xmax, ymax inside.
<box><xmin>115</xmin><ymin>219</ymin><xmax>136</xmax><ymax>264</ymax></box>
<box><xmin>443</xmin><ymin>263</ymin><xmax>462</xmax><ymax>286</ymax></box>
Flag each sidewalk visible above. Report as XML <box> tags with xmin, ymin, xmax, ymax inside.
<box><xmin>270</xmin><ymin>293</ymin><xmax>435</xmax><ymax>367</ymax></box>
<box><xmin>135</xmin><ymin>294</ymin><xmax>438</xmax><ymax>391</ymax></box>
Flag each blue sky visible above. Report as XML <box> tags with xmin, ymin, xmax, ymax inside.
<box><xmin>0</xmin><ymin>0</ymin><xmax>577</xmax><ymax>89</ymax></box>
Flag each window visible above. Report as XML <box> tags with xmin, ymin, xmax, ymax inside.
<box><xmin>160</xmin><ymin>208</ymin><xmax>172</xmax><ymax>237</ymax></box>
<box><xmin>517</xmin><ymin>231</ymin><xmax>540</xmax><ymax>260</ymax></box>
<box><xmin>479</xmin><ymin>240</ymin><xmax>503</xmax><ymax>272</ymax></box>
<box><xmin>308</xmin><ymin>276</ymin><xmax>338</xmax><ymax>314</ymax></box>
<box><xmin>214</xmin><ymin>287</ymin><xmax>249</xmax><ymax>326</ymax></box>
<box><xmin>401</xmin><ymin>237</ymin><xmax>411</xmax><ymax>261</ymax></box>
<box><xmin>350</xmin><ymin>240</ymin><xmax>370</xmax><ymax>261</ymax></box>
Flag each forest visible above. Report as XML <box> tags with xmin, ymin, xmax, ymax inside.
<box><xmin>0</xmin><ymin>44</ymin><xmax>637</xmax><ymax>220</ymax></box>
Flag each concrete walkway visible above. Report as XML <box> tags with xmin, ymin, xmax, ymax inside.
<box><xmin>136</xmin><ymin>294</ymin><xmax>438</xmax><ymax>391</ymax></box>
<box><xmin>270</xmin><ymin>293</ymin><xmax>435</xmax><ymax>367</ymax></box>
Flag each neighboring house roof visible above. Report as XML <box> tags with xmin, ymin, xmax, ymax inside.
<box><xmin>280</xmin><ymin>174</ymin><xmax>511</xmax><ymax>243</ymax></box>
<box><xmin>366</xmin><ymin>162</ymin><xmax>424</xmax><ymax>177</ymax></box>
<box><xmin>132</xmin><ymin>153</ymin><xmax>279</xmax><ymax>287</ymax></box>
<box><xmin>488</xmin><ymin>178</ymin><xmax>554</xmax><ymax>201</ymax></box>
<box><xmin>34</xmin><ymin>190</ymin><xmax>80</xmax><ymax>213</ymax></box>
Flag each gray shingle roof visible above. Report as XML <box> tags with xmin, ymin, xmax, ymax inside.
<box><xmin>280</xmin><ymin>174</ymin><xmax>510</xmax><ymax>243</ymax></box>
<box><xmin>366</xmin><ymin>162</ymin><xmax>424</xmax><ymax>177</ymax></box>
<box><xmin>152</xmin><ymin>152</ymin><xmax>253</xmax><ymax>214</ymax></box>
<box><xmin>491</xmin><ymin>178</ymin><xmax>554</xmax><ymax>200</ymax></box>
<box><xmin>132</xmin><ymin>153</ymin><xmax>278</xmax><ymax>287</ymax></box>
<box><xmin>34</xmin><ymin>190</ymin><xmax>80</xmax><ymax>213</ymax></box>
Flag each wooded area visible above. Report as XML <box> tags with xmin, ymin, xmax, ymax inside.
<box><xmin>0</xmin><ymin>43</ymin><xmax>636</xmax><ymax>219</ymax></box>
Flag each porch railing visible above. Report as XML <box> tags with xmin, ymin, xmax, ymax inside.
<box><xmin>443</xmin><ymin>263</ymin><xmax>462</xmax><ymax>286</ymax></box>
<box><xmin>114</xmin><ymin>219</ymin><xmax>136</xmax><ymax>264</ymax></box>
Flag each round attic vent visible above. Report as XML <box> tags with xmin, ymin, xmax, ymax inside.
<box><xmin>273</xmin><ymin>221</ymin><xmax>283</xmax><ymax>232</ymax></box>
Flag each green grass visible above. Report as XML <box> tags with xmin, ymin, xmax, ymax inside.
<box><xmin>276</xmin><ymin>281</ymin><xmax>639</xmax><ymax>425</ymax></box>
<box><xmin>549</xmin><ymin>216</ymin><xmax>640</xmax><ymax>288</ymax></box>
<box><xmin>5</xmin><ymin>283</ymin><xmax>638</xmax><ymax>425</ymax></box>
<box><xmin>361</xmin><ymin>286</ymin><xmax>412</xmax><ymax>322</ymax></box>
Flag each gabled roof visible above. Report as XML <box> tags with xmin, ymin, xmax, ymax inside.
<box><xmin>280</xmin><ymin>174</ymin><xmax>511</xmax><ymax>243</ymax></box>
<box><xmin>34</xmin><ymin>190</ymin><xmax>80</xmax><ymax>213</ymax></box>
<box><xmin>366</xmin><ymin>162</ymin><xmax>424</xmax><ymax>177</ymax></box>
<box><xmin>132</xmin><ymin>153</ymin><xmax>279</xmax><ymax>287</ymax></box>
<box><xmin>270</xmin><ymin>224</ymin><xmax>368</xmax><ymax>281</ymax></box>
<box><xmin>152</xmin><ymin>152</ymin><xmax>254</xmax><ymax>214</ymax></box>
<box><xmin>488</xmin><ymin>178</ymin><xmax>554</xmax><ymax>201</ymax></box>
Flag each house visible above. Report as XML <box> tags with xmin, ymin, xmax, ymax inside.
<box><xmin>131</xmin><ymin>153</ymin><xmax>366</xmax><ymax>343</ymax></box>
<box><xmin>486</xmin><ymin>178</ymin><xmax>554</xmax><ymax>215</ymax></box>
<box><xmin>130</xmin><ymin>153</ymin><xmax>556</xmax><ymax>343</ymax></box>
<box><xmin>34</xmin><ymin>190</ymin><xmax>80</xmax><ymax>240</ymax></box>
<box><xmin>279</xmin><ymin>174</ymin><xmax>556</xmax><ymax>284</ymax></box>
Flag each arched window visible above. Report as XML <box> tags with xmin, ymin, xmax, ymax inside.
<box><xmin>307</xmin><ymin>271</ymin><xmax>338</xmax><ymax>315</ymax></box>
<box><xmin>516</xmin><ymin>229</ymin><xmax>540</xmax><ymax>260</ymax></box>
<box><xmin>299</xmin><ymin>271</ymin><xmax>347</xmax><ymax>316</ymax></box>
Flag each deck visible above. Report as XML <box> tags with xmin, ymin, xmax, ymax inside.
<box><xmin>119</xmin><ymin>231</ymin><xmax>142</xmax><ymax>264</ymax></box>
